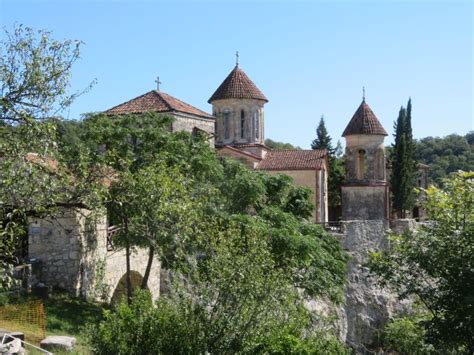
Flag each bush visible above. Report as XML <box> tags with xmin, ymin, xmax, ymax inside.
<box><xmin>383</xmin><ymin>315</ymin><xmax>435</xmax><ymax>355</ymax></box>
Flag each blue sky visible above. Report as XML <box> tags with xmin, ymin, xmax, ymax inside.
<box><xmin>2</xmin><ymin>0</ymin><xmax>472</xmax><ymax>148</ymax></box>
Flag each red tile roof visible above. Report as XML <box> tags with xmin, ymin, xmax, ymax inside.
<box><xmin>342</xmin><ymin>100</ymin><xmax>388</xmax><ymax>137</ymax></box>
<box><xmin>208</xmin><ymin>66</ymin><xmax>268</xmax><ymax>103</ymax></box>
<box><xmin>106</xmin><ymin>90</ymin><xmax>214</xmax><ymax>119</ymax></box>
<box><xmin>256</xmin><ymin>149</ymin><xmax>327</xmax><ymax>171</ymax></box>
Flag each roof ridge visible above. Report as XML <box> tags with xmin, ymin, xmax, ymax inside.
<box><xmin>152</xmin><ymin>90</ymin><xmax>174</xmax><ymax>111</ymax></box>
<box><xmin>158</xmin><ymin>91</ymin><xmax>212</xmax><ymax>118</ymax></box>
<box><xmin>106</xmin><ymin>90</ymin><xmax>156</xmax><ymax>113</ymax></box>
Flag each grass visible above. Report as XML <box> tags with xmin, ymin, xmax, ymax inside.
<box><xmin>1</xmin><ymin>291</ymin><xmax>107</xmax><ymax>354</ymax></box>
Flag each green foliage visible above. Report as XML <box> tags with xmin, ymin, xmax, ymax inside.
<box><xmin>264</xmin><ymin>138</ymin><xmax>300</xmax><ymax>150</ymax></box>
<box><xmin>87</xmin><ymin>213</ymin><xmax>348</xmax><ymax>354</ymax></box>
<box><xmin>391</xmin><ymin>99</ymin><xmax>417</xmax><ymax>216</ymax></box>
<box><xmin>383</xmin><ymin>313</ymin><xmax>435</xmax><ymax>355</ymax></box>
<box><xmin>311</xmin><ymin>115</ymin><xmax>333</xmax><ymax>153</ymax></box>
<box><xmin>414</xmin><ymin>132</ymin><xmax>474</xmax><ymax>185</ymax></box>
<box><xmin>0</xmin><ymin>25</ymin><xmax>94</xmax><ymax>123</ymax></box>
<box><xmin>369</xmin><ymin>171</ymin><xmax>474</xmax><ymax>353</ymax></box>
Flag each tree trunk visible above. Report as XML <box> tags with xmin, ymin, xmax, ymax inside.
<box><xmin>141</xmin><ymin>245</ymin><xmax>154</xmax><ymax>290</ymax></box>
<box><xmin>124</xmin><ymin>217</ymin><xmax>132</xmax><ymax>305</ymax></box>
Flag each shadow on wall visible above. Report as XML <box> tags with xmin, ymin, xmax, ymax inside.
<box><xmin>110</xmin><ymin>271</ymin><xmax>148</xmax><ymax>304</ymax></box>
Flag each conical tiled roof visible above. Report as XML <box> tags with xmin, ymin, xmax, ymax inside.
<box><xmin>208</xmin><ymin>65</ymin><xmax>268</xmax><ymax>103</ymax></box>
<box><xmin>342</xmin><ymin>100</ymin><xmax>388</xmax><ymax>137</ymax></box>
<box><xmin>106</xmin><ymin>90</ymin><xmax>213</xmax><ymax>119</ymax></box>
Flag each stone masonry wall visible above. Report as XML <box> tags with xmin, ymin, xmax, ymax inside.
<box><xmin>341</xmin><ymin>185</ymin><xmax>388</xmax><ymax>221</ymax></box>
<box><xmin>28</xmin><ymin>208</ymin><xmax>160</xmax><ymax>301</ymax></box>
<box><xmin>172</xmin><ymin>112</ymin><xmax>215</xmax><ymax>145</ymax></box>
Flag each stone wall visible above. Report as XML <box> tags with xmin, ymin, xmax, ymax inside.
<box><xmin>172</xmin><ymin>112</ymin><xmax>215</xmax><ymax>145</ymax></box>
<box><xmin>105</xmin><ymin>248</ymin><xmax>160</xmax><ymax>303</ymax></box>
<box><xmin>212</xmin><ymin>98</ymin><xmax>265</xmax><ymax>145</ymax></box>
<box><xmin>341</xmin><ymin>185</ymin><xmax>388</xmax><ymax>221</ymax></box>
<box><xmin>28</xmin><ymin>208</ymin><xmax>160</xmax><ymax>302</ymax></box>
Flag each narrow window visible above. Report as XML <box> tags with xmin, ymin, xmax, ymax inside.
<box><xmin>254</xmin><ymin>110</ymin><xmax>259</xmax><ymax>139</ymax></box>
<box><xmin>240</xmin><ymin>110</ymin><xmax>245</xmax><ymax>139</ymax></box>
<box><xmin>357</xmin><ymin>149</ymin><xmax>367</xmax><ymax>180</ymax></box>
<box><xmin>224</xmin><ymin>110</ymin><xmax>230</xmax><ymax>139</ymax></box>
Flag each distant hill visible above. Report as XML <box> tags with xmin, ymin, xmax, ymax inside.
<box><xmin>414</xmin><ymin>132</ymin><xmax>474</xmax><ymax>185</ymax></box>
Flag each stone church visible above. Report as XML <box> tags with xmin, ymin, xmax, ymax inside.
<box><xmin>23</xmin><ymin>59</ymin><xmax>396</xmax><ymax>312</ymax></box>
<box><xmin>105</xmin><ymin>62</ymin><xmax>329</xmax><ymax>223</ymax></box>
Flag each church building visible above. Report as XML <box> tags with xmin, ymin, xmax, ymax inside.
<box><xmin>104</xmin><ymin>61</ymin><xmax>330</xmax><ymax>223</ymax></box>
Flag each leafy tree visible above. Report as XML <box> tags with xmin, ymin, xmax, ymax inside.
<box><xmin>0</xmin><ymin>25</ymin><xmax>94</xmax><ymax>123</ymax></box>
<box><xmin>0</xmin><ymin>25</ymin><xmax>97</xmax><ymax>290</ymax></box>
<box><xmin>87</xmin><ymin>212</ymin><xmax>348</xmax><ymax>354</ymax></box>
<box><xmin>369</xmin><ymin>171</ymin><xmax>474</xmax><ymax>353</ymax></box>
<box><xmin>310</xmin><ymin>116</ymin><xmax>344</xmax><ymax>216</ymax></box>
<box><xmin>391</xmin><ymin>99</ymin><xmax>416</xmax><ymax>217</ymax></box>
<box><xmin>414</xmin><ymin>132</ymin><xmax>474</xmax><ymax>185</ymax></box>
<box><xmin>79</xmin><ymin>111</ymin><xmax>348</xmax><ymax>352</ymax></box>
<box><xmin>264</xmin><ymin>138</ymin><xmax>301</xmax><ymax>150</ymax></box>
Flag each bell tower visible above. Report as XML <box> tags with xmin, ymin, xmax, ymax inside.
<box><xmin>341</xmin><ymin>97</ymin><xmax>389</xmax><ymax>220</ymax></box>
<box><xmin>208</xmin><ymin>55</ymin><xmax>268</xmax><ymax>148</ymax></box>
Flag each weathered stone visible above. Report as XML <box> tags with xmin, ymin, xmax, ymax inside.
<box><xmin>337</xmin><ymin>220</ymin><xmax>412</xmax><ymax>354</ymax></box>
<box><xmin>40</xmin><ymin>335</ymin><xmax>76</xmax><ymax>352</ymax></box>
<box><xmin>0</xmin><ymin>338</ymin><xmax>22</xmax><ymax>354</ymax></box>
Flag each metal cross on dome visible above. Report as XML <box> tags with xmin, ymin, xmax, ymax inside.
<box><xmin>236</xmin><ymin>51</ymin><xmax>239</xmax><ymax>67</ymax></box>
<box><xmin>155</xmin><ymin>76</ymin><xmax>162</xmax><ymax>91</ymax></box>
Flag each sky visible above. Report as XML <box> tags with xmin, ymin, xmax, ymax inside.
<box><xmin>1</xmin><ymin>0</ymin><xmax>473</xmax><ymax>148</ymax></box>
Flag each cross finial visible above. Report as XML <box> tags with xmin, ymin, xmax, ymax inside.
<box><xmin>236</xmin><ymin>51</ymin><xmax>239</xmax><ymax>67</ymax></box>
<box><xmin>155</xmin><ymin>76</ymin><xmax>162</xmax><ymax>91</ymax></box>
<box><xmin>362</xmin><ymin>86</ymin><xmax>366</xmax><ymax>102</ymax></box>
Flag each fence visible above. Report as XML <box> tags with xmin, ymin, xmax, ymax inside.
<box><xmin>0</xmin><ymin>300</ymin><xmax>46</xmax><ymax>344</ymax></box>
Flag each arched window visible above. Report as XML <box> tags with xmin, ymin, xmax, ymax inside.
<box><xmin>357</xmin><ymin>149</ymin><xmax>367</xmax><ymax>180</ymax></box>
<box><xmin>240</xmin><ymin>110</ymin><xmax>245</xmax><ymax>139</ymax></box>
<box><xmin>254</xmin><ymin>110</ymin><xmax>259</xmax><ymax>139</ymax></box>
<box><xmin>224</xmin><ymin>109</ymin><xmax>230</xmax><ymax>139</ymax></box>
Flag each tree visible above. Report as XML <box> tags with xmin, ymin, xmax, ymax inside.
<box><xmin>264</xmin><ymin>138</ymin><xmax>300</xmax><ymax>150</ymax></box>
<box><xmin>87</xmin><ymin>213</ymin><xmax>349</xmax><ymax>354</ymax></box>
<box><xmin>69</xmin><ymin>112</ymin><xmax>216</xmax><ymax>302</ymax></box>
<box><xmin>0</xmin><ymin>25</ymin><xmax>94</xmax><ymax>123</ymax></box>
<box><xmin>414</xmin><ymin>132</ymin><xmax>474</xmax><ymax>185</ymax></box>
<box><xmin>311</xmin><ymin>116</ymin><xmax>344</xmax><ymax>217</ymax></box>
<box><xmin>311</xmin><ymin>115</ymin><xmax>333</xmax><ymax>153</ymax></box>
<box><xmin>0</xmin><ymin>25</ymin><xmax>97</xmax><ymax>290</ymax></box>
<box><xmin>369</xmin><ymin>171</ymin><xmax>474</xmax><ymax>353</ymax></box>
<box><xmin>390</xmin><ymin>99</ymin><xmax>416</xmax><ymax>217</ymax></box>
<box><xmin>81</xmin><ymin>114</ymin><xmax>349</xmax><ymax>352</ymax></box>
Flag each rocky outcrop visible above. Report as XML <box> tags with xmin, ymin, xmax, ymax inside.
<box><xmin>339</xmin><ymin>220</ymin><xmax>413</xmax><ymax>354</ymax></box>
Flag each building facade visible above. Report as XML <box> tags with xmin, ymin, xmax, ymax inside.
<box><xmin>208</xmin><ymin>63</ymin><xmax>329</xmax><ymax>223</ymax></box>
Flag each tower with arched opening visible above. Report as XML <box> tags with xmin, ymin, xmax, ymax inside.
<box><xmin>341</xmin><ymin>98</ymin><xmax>389</xmax><ymax>220</ymax></box>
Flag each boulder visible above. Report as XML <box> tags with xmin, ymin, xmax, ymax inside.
<box><xmin>40</xmin><ymin>335</ymin><xmax>76</xmax><ymax>352</ymax></box>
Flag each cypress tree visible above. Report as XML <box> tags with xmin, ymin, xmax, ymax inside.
<box><xmin>391</xmin><ymin>99</ymin><xmax>416</xmax><ymax>218</ymax></box>
<box><xmin>404</xmin><ymin>98</ymin><xmax>416</xmax><ymax>210</ymax></box>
